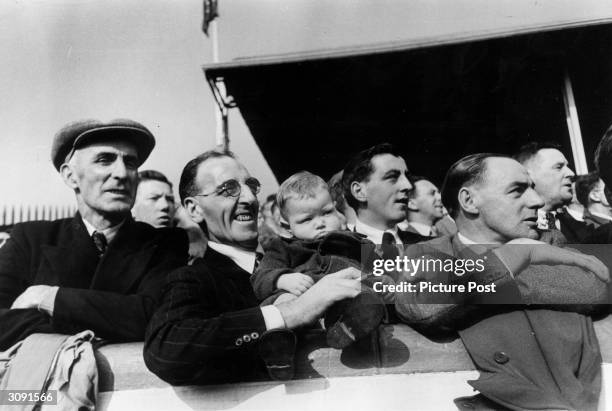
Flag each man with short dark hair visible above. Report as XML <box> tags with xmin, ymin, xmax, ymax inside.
<box><xmin>396</xmin><ymin>153</ymin><xmax>609</xmax><ymax>410</ymax></box>
<box><xmin>398</xmin><ymin>176</ymin><xmax>444</xmax><ymax>240</ymax></box>
<box><xmin>342</xmin><ymin>143</ymin><xmax>424</xmax><ymax>245</ymax></box>
<box><xmin>0</xmin><ymin>119</ymin><xmax>188</xmax><ymax>350</ymax></box>
<box><xmin>144</xmin><ymin>150</ymin><xmax>363</xmax><ymax>385</ymax></box>
<box><xmin>132</xmin><ymin>169</ymin><xmax>176</xmax><ymax>228</ymax></box>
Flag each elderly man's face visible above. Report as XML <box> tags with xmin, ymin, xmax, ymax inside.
<box><xmin>472</xmin><ymin>158</ymin><xmax>544</xmax><ymax>243</ymax></box>
<box><xmin>63</xmin><ymin>140</ymin><xmax>139</xmax><ymax>220</ymax></box>
<box><xmin>409</xmin><ymin>179</ymin><xmax>444</xmax><ymax>223</ymax></box>
<box><xmin>191</xmin><ymin>157</ymin><xmax>259</xmax><ymax>250</ymax></box>
<box><xmin>133</xmin><ymin>180</ymin><xmax>176</xmax><ymax>227</ymax></box>
<box><xmin>359</xmin><ymin>153</ymin><xmax>413</xmax><ymax>228</ymax></box>
<box><xmin>526</xmin><ymin>148</ymin><xmax>575</xmax><ymax>210</ymax></box>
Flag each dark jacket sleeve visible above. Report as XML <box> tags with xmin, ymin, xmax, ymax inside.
<box><xmin>144</xmin><ymin>267</ymin><xmax>267</xmax><ymax>385</ymax></box>
<box><xmin>0</xmin><ymin>225</ymin><xmax>54</xmax><ymax>349</ymax></box>
<box><xmin>251</xmin><ymin>237</ymin><xmax>295</xmax><ymax>301</ymax></box>
<box><xmin>50</xmin><ymin>228</ymin><xmax>188</xmax><ymax>341</ymax></box>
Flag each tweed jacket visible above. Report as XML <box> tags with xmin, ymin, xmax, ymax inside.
<box><xmin>395</xmin><ymin>235</ymin><xmax>606</xmax><ymax>409</ymax></box>
<box><xmin>144</xmin><ymin>247</ymin><xmax>270</xmax><ymax>385</ymax></box>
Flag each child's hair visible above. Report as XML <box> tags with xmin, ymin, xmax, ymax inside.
<box><xmin>277</xmin><ymin>171</ymin><xmax>330</xmax><ymax>220</ymax></box>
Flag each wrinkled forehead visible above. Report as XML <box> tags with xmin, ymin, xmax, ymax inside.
<box><xmin>480</xmin><ymin>157</ymin><xmax>532</xmax><ymax>191</ymax></box>
<box><xmin>195</xmin><ymin>156</ymin><xmax>250</xmax><ymax>189</ymax></box>
<box><xmin>534</xmin><ymin>148</ymin><xmax>568</xmax><ymax>166</ymax></box>
<box><xmin>137</xmin><ymin>179</ymin><xmax>173</xmax><ymax>196</ymax></box>
<box><xmin>370</xmin><ymin>153</ymin><xmax>408</xmax><ymax>175</ymax></box>
<box><xmin>414</xmin><ymin>179</ymin><xmax>437</xmax><ymax>194</ymax></box>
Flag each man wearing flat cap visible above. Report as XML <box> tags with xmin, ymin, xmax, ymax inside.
<box><xmin>0</xmin><ymin>119</ymin><xmax>188</xmax><ymax>350</ymax></box>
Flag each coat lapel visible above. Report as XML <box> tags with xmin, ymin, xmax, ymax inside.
<box><xmin>91</xmin><ymin>218</ymin><xmax>156</xmax><ymax>293</ymax></box>
<box><xmin>40</xmin><ymin>216</ymin><xmax>99</xmax><ymax>288</ymax></box>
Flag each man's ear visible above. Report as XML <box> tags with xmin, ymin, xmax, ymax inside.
<box><xmin>458</xmin><ymin>187</ymin><xmax>479</xmax><ymax>215</ymax></box>
<box><xmin>407</xmin><ymin>198</ymin><xmax>419</xmax><ymax>212</ymax></box>
<box><xmin>350</xmin><ymin>181</ymin><xmax>367</xmax><ymax>205</ymax></box>
<box><xmin>589</xmin><ymin>189</ymin><xmax>601</xmax><ymax>204</ymax></box>
<box><xmin>183</xmin><ymin>197</ymin><xmax>205</xmax><ymax>224</ymax></box>
<box><xmin>60</xmin><ymin>163</ymin><xmax>79</xmax><ymax>190</ymax></box>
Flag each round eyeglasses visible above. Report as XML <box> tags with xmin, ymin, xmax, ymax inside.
<box><xmin>195</xmin><ymin>177</ymin><xmax>261</xmax><ymax>198</ymax></box>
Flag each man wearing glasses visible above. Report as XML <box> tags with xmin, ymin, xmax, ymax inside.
<box><xmin>144</xmin><ymin>150</ymin><xmax>362</xmax><ymax>385</ymax></box>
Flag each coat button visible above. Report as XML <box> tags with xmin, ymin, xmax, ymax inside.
<box><xmin>251</xmin><ymin>332</ymin><xmax>259</xmax><ymax>340</ymax></box>
<box><xmin>493</xmin><ymin>351</ymin><xmax>509</xmax><ymax>364</ymax></box>
<box><xmin>243</xmin><ymin>335</ymin><xmax>251</xmax><ymax>343</ymax></box>
<box><xmin>235</xmin><ymin>338</ymin><xmax>243</xmax><ymax>346</ymax></box>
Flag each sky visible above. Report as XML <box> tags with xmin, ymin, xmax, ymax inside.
<box><xmin>0</xmin><ymin>0</ymin><xmax>278</xmax><ymax>223</ymax></box>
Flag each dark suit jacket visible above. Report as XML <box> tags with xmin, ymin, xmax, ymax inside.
<box><xmin>558</xmin><ymin>210</ymin><xmax>595</xmax><ymax>244</ymax></box>
<box><xmin>0</xmin><ymin>214</ymin><xmax>188</xmax><ymax>350</ymax></box>
<box><xmin>144</xmin><ymin>247</ymin><xmax>269</xmax><ymax>385</ymax></box>
<box><xmin>395</xmin><ymin>235</ymin><xmax>603</xmax><ymax>409</ymax></box>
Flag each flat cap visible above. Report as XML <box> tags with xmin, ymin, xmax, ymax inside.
<box><xmin>51</xmin><ymin>119</ymin><xmax>156</xmax><ymax>171</ymax></box>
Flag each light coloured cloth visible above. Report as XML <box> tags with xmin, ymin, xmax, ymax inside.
<box><xmin>0</xmin><ymin>331</ymin><xmax>97</xmax><ymax>411</ymax></box>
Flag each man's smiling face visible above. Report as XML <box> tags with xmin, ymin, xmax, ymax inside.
<box><xmin>191</xmin><ymin>156</ymin><xmax>259</xmax><ymax>250</ymax></box>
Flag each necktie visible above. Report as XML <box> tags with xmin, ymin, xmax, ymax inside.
<box><xmin>92</xmin><ymin>231</ymin><xmax>107</xmax><ymax>255</ymax></box>
<box><xmin>545</xmin><ymin>212</ymin><xmax>557</xmax><ymax>230</ymax></box>
<box><xmin>381</xmin><ymin>231</ymin><xmax>399</xmax><ymax>260</ymax></box>
<box><xmin>253</xmin><ymin>251</ymin><xmax>264</xmax><ymax>273</ymax></box>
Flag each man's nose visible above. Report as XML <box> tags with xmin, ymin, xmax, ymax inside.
<box><xmin>238</xmin><ymin>181</ymin><xmax>258</xmax><ymax>205</ymax></box>
<box><xmin>565</xmin><ymin>165</ymin><xmax>575</xmax><ymax>178</ymax></box>
<box><xmin>159</xmin><ymin>197</ymin><xmax>171</xmax><ymax>211</ymax></box>
<box><xmin>111</xmin><ymin>158</ymin><xmax>129</xmax><ymax>179</ymax></box>
<box><xmin>527</xmin><ymin>189</ymin><xmax>545</xmax><ymax>209</ymax></box>
<box><xmin>398</xmin><ymin>174</ymin><xmax>413</xmax><ymax>192</ymax></box>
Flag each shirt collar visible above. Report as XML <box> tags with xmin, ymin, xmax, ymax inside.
<box><xmin>457</xmin><ymin>232</ymin><xmax>477</xmax><ymax>245</ymax></box>
<box><xmin>565</xmin><ymin>207</ymin><xmax>584</xmax><ymax>222</ymax></box>
<box><xmin>589</xmin><ymin>210</ymin><xmax>612</xmax><ymax>222</ymax></box>
<box><xmin>406</xmin><ymin>221</ymin><xmax>434</xmax><ymax>237</ymax></box>
<box><xmin>354</xmin><ymin>218</ymin><xmax>401</xmax><ymax>245</ymax></box>
<box><xmin>207</xmin><ymin>241</ymin><xmax>257</xmax><ymax>274</ymax></box>
<box><xmin>81</xmin><ymin>217</ymin><xmax>124</xmax><ymax>243</ymax></box>
<box><xmin>537</xmin><ymin>209</ymin><xmax>560</xmax><ymax>230</ymax></box>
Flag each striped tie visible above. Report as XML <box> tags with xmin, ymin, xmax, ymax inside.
<box><xmin>92</xmin><ymin>231</ymin><xmax>107</xmax><ymax>255</ymax></box>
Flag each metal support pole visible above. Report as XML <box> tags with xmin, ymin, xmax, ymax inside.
<box><xmin>562</xmin><ymin>70</ymin><xmax>588</xmax><ymax>174</ymax></box>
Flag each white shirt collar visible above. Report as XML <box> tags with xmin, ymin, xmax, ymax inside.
<box><xmin>457</xmin><ymin>232</ymin><xmax>477</xmax><ymax>245</ymax></box>
<box><xmin>537</xmin><ymin>209</ymin><xmax>560</xmax><ymax>230</ymax></box>
<box><xmin>589</xmin><ymin>210</ymin><xmax>612</xmax><ymax>222</ymax></box>
<box><xmin>354</xmin><ymin>218</ymin><xmax>401</xmax><ymax>245</ymax></box>
<box><xmin>207</xmin><ymin>241</ymin><xmax>257</xmax><ymax>274</ymax></box>
<box><xmin>81</xmin><ymin>217</ymin><xmax>124</xmax><ymax>243</ymax></box>
<box><xmin>406</xmin><ymin>221</ymin><xmax>434</xmax><ymax>237</ymax></box>
<box><xmin>565</xmin><ymin>207</ymin><xmax>584</xmax><ymax>222</ymax></box>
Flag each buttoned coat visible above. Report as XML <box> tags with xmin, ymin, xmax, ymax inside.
<box><xmin>144</xmin><ymin>247</ymin><xmax>270</xmax><ymax>385</ymax></box>
<box><xmin>0</xmin><ymin>214</ymin><xmax>188</xmax><ymax>350</ymax></box>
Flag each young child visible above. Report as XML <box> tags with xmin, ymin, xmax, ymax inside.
<box><xmin>252</xmin><ymin>171</ymin><xmax>385</xmax><ymax>349</ymax></box>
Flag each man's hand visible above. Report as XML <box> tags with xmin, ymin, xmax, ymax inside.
<box><xmin>275</xmin><ymin>267</ymin><xmax>362</xmax><ymax>329</ymax></box>
<box><xmin>494</xmin><ymin>239</ymin><xmax>610</xmax><ymax>283</ymax></box>
<box><xmin>276</xmin><ymin>273</ymin><xmax>315</xmax><ymax>296</ymax></box>
<box><xmin>11</xmin><ymin>285</ymin><xmax>59</xmax><ymax>315</ymax></box>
